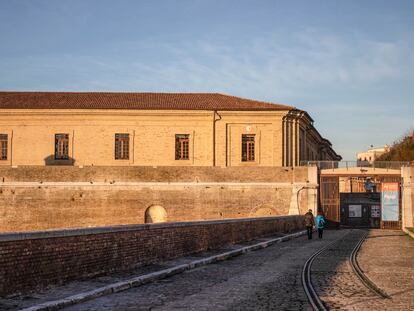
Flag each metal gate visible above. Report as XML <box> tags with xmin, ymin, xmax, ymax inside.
<box><xmin>320</xmin><ymin>176</ymin><xmax>340</xmax><ymax>227</ymax></box>
<box><xmin>319</xmin><ymin>174</ymin><xmax>401</xmax><ymax>229</ymax></box>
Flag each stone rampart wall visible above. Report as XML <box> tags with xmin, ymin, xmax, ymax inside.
<box><xmin>402</xmin><ymin>166</ymin><xmax>414</xmax><ymax>228</ymax></box>
<box><xmin>0</xmin><ymin>216</ymin><xmax>304</xmax><ymax>296</ymax></box>
<box><xmin>0</xmin><ymin>166</ymin><xmax>316</xmax><ymax>232</ymax></box>
<box><xmin>411</xmin><ymin>166</ymin><xmax>414</xmax><ymax>199</ymax></box>
<box><xmin>0</xmin><ymin>166</ymin><xmax>308</xmax><ymax>182</ymax></box>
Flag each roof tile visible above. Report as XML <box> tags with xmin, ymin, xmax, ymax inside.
<box><xmin>0</xmin><ymin>92</ymin><xmax>292</xmax><ymax>111</ymax></box>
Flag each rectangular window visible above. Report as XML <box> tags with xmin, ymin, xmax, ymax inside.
<box><xmin>175</xmin><ymin>134</ymin><xmax>189</xmax><ymax>160</ymax></box>
<box><xmin>55</xmin><ymin>134</ymin><xmax>69</xmax><ymax>160</ymax></box>
<box><xmin>242</xmin><ymin>134</ymin><xmax>255</xmax><ymax>162</ymax></box>
<box><xmin>115</xmin><ymin>133</ymin><xmax>129</xmax><ymax>160</ymax></box>
<box><xmin>0</xmin><ymin>134</ymin><xmax>7</xmax><ymax>160</ymax></box>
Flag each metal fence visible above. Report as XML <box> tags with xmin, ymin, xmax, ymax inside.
<box><xmin>299</xmin><ymin>160</ymin><xmax>412</xmax><ymax>170</ymax></box>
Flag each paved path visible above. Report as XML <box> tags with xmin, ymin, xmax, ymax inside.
<box><xmin>65</xmin><ymin>229</ymin><xmax>413</xmax><ymax>311</ymax></box>
<box><xmin>65</xmin><ymin>230</ymin><xmax>346</xmax><ymax>311</ymax></box>
<box><xmin>312</xmin><ymin>229</ymin><xmax>414</xmax><ymax>310</ymax></box>
<box><xmin>2</xmin><ymin>229</ymin><xmax>412</xmax><ymax>311</ymax></box>
<box><xmin>355</xmin><ymin>230</ymin><xmax>414</xmax><ymax>310</ymax></box>
<box><xmin>312</xmin><ymin>230</ymin><xmax>378</xmax><ymax>310</ymax></box>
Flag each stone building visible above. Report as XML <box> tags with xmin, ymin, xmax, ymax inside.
<box><xmin>0</xmin><ymin>92</ymin><xmax>341</xmax><ymax>232</ymax></box>
<box><xmin>0</xmin><ymin>92</ymin><xmax>340</xmax><ymax>167</ymax></box>
<box><xmin>357</xmin><ymin>145</ymin><xmax>390</xmax><ymax>164</ymax></box>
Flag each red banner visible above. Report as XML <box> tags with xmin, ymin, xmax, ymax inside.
<box><xmin>382</xmin><ymin>182</ymin><xmax>399</xmax><ymax>192</ymax></box>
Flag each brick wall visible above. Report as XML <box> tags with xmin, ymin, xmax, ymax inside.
<box><xmin>0</xmin><ymin>216</ymin><xmax>304</xmax><ymax>296</ymax></box>
<box><xmin>0</xmin><ymin>166</ymin><xmax>315</xmax><ymax>232</ymax></box>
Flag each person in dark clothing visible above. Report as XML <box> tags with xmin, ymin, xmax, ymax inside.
<box><xmin>304</xmin><ymin>209</ymin><xmax>315</xmax><ymax>239</ymax></box>
<box><xmin>315</xmin><ymin>210</ymin><xmax>326</xmax><ymax>239</ymax></box>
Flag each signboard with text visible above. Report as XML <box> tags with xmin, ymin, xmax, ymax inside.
<box><xmin>381</xmin><ymin>182</ymin><xmax>399</xmax><ymax>221</ymax></box>
<box><xmin>349</xmin><ymin>205</ymin><xmax>362</xmax><ymax>218</ymax></box>
<box><xmin>371</xmin><ymin>205</ymin><xmax>381</xmax><ymax>218</ymax></box>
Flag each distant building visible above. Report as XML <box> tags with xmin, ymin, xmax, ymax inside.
<box><xmin>0</xmin><ymin>92</ymin><xmax>341</xmax><ymax>167</ymax></box>
<box><xmin>357</xmin><ymin>145</ymin><xmax>390</xmax><ymax>164</ymax></box>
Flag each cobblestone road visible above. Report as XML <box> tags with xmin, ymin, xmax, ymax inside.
<box><xmin>3</xmin><ymin>228</ymin><xmax>411</xmax><ymax>311</ymax></box>
<box><xmin>312</xmin><ymin>230</ymin><xmax>377</xmax><ymax>310</ymax></box>
<box><xmin>356</xmin><ymin>230</ymin><xmax>414</xmax><ymax>310</ymax></box>
<box><xmin>65</xmin><ymin>229</ymin><xmax>413</xmax><ymax>311</ymax></box>
<box><xmin>66</xmin><ymin>230</ymin><xmax>347</xmax><ymax>311</ymax></box>
<box><xmin>312</xmin><ymin>229</ymin><xmax>414</xmax><ymax>310</ymax></box>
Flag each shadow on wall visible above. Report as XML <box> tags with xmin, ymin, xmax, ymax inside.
<box><xmin>44</xmin><ymin>155</ymin><xmax>75</xmax><ymax>166</ymax></box>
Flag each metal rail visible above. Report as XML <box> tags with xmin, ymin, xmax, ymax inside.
<box><xmin>301</xmin><ymin>237</ymin><xmax>340</xmax><ymax>311</ymax></box>
<box><xmin>300</xmin><ymin>160</ymin><xmax>411</xmax><ymax>170</ymax></box>
<box><xmin>349</xmin><ymin>231</ymin><xmax>390</xmax><ymax>299</ymax></box>
<box><xmin>302</xmin><ymin>230</ymin><xmax>389</xmax><ymax>311</ymax></box>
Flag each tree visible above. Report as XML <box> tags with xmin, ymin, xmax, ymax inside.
<box><xmin>376</xmin><ymin>130</ymin><xmax>414</xmax><ymax>162</ymax></box>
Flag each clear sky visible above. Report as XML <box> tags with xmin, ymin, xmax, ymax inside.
<box><xmin>0</xmin><ymin>0</ymin><xmax>413</xmax><ymax>160</ymax></box>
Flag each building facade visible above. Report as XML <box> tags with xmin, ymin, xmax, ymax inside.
<box><xmin>0</xmin><ymin>92</ymin><xmax>341</xmax><ymax>167</ymax></box>
<box><xmin>357</xmin><ymin>145</ymin><xmax>390</xmax><ymax>164</ymax></box>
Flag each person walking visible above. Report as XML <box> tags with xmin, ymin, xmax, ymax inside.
<box><xmin>315</xmin><ymin>210</ymin><xmax>326</xmax><ymax>239</ymax></box>
<box><xmin>304</xmin><ymin>209</ymin><xmax>315</xmax><ymax>239</ymax></box>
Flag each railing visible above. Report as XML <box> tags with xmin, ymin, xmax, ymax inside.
<box><xmin>300</xmin><ymin>160</ymin><xmax>412</xmax><ymax>170</ymax></box>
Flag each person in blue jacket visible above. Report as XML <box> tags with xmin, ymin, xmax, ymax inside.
<box><xmin>315</xmin><ymin>210</ymin><xmax>326</xmax><ymax>239</ymax></box>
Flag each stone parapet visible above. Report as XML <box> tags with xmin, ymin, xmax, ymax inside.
<box><xmin>0</xmin><ymin>215</ymin><xmax>304</xmax><ymax>297</ymax></box>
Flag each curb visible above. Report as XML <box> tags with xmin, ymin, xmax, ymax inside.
<box><xmin>20</xmin><ymin>230</ymin><xmax>306</xmax><ymax>311</ymax></box>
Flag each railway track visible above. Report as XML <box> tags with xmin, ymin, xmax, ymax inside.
<box><xmin>349</xmin><ymin>231</ymin><xmax>390</xmax><ymax>299</ymax></box>
<box><xmin>302</xmin><ymin>230</ymin><xmax>389</xmax><ymax>310</ymax></box>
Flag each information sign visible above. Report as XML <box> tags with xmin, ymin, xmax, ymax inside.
<box><xmin>371</xmin><ymin>205</ymin><xmax>380</xmax><ymax>218</ymax></box>
<box><xmin>349</xmin><ymin>205</ymin><xmax>362</xmax><ymax>218</ymax></box>
<box><xmin>381</xmin><ymin>183</ymin><xmax>399</xmax><ymax>221</ymax></box>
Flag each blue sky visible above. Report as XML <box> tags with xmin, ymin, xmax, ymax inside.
<box><xmin>0</xmin><ymin>0</ymin><xmax>413</xmax><ymax>160</ymax></box>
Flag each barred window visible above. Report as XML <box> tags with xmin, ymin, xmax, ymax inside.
<box><xmin>175</xmin><ymin>134</ymin><xmax>189</xmax><ymax>160</ymax></box>
<box><xmin>115</xmin><ymin>133</ymin><xmax>129</xmax><ymax>160</ymax></box>
<box><xmin>0</xmin><ymin>134</ymin><xmax>7</xmax><ymax>160</ymax></box>
<box><xmin>55</xmin><ymin>134</ymin><xmax>69</xmax><ymax>160</ymax></box>
<box><xmin>242</xmin><ymin>134</ymin><xmax>255</xmax><ymax>162</ymax></box>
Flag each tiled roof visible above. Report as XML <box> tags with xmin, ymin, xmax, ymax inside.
<box><xmin>0</xmin><ymin>92</ymin><xmax>293</xmax><ymax>111</ymax></box>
